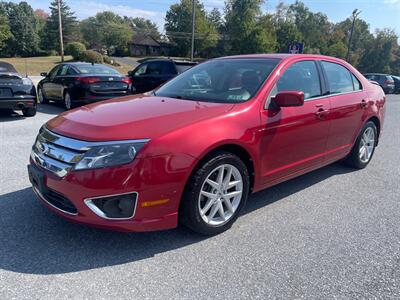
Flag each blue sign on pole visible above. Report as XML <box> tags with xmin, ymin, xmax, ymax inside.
<box><xmin>288</xmin><ymin>43</ymin><xmax>304</xmax><ymax>54</ymax></box>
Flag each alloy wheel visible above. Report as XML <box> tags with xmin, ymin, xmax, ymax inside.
<box><xmin>359</xmin><ymin>127</ymin><xmax>375</xmax><ymax>163</ymax></box>
<box><xmin>38</xmin><ymin>88</ymin><xmax>45</xmax><ymax>103</ymax></box>
<box><xmin>64</xmin><ymin>93</ymin><xmax>71</xmax><ymax>110</ymax></box>
<box><xmin>198</xmin><ymin>164</ymin><xmax>243</xmax><ymax>226</ymax></box>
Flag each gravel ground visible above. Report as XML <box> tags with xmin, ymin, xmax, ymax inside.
<box><xmin>0</xmin><ymin>95</ymin><xmax>399</xmax><ymax>299</ymax></box>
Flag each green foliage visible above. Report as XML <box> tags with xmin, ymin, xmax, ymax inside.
<box><xmin>165</xmin><ymin>0</ymin><xmax>218</xmax><ymax>57</ymax></box>
<box><xmin>80</xmin><ymin>12</ymin><xmax>133</xmax><ymax>55</ymax></box>
<box><xmin>0</xmin><ymin>9</ymin><xmax>12</xmax><ymax>51</ymax></box>
<box><xmin>0</xmin><ymin>1</ymin><xmax>40</xmax><ymax>56</ymax></box>
<box><xmin>65</xmin><ymin>42</ymin><xmax>86</xmax><ymax>60</ymax></box>
<box><xmin>41</xmin><ymin>0</ymin><xmax>77</xmax><ymax>53</ymax></box>
<box><xmin>127</xmin><ymin>17</ymin><xmax>161</xmax><ymax>40</ymax></box>
<box><xmin>224</xmin><ymin>0</ymin><xmax>276</xmax><ymax>54</ymax></box>
<box><xmin>79</xmin><ymin>50</ymin><xmax>104</xmax><ymax>64</ymax></box>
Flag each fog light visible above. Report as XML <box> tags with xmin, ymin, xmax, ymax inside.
<box><xmin>85</xmin><ymin>192</ymin><xmax>137</xmax><ymax>220</ymax></box>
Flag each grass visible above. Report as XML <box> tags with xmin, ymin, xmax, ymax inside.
<box><xmin>0</xmin><ymin>56</ymin><xmax>133</xmax><ymax>76</ymax></box>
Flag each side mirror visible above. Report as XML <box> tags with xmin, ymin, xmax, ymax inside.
<box><xmin>40</xmin><ymin>72</ymin><xmax>48</xmax><ymax>77</ymax></box>
<box><xmin>273</xmin><ymin>91</ymin><xmax>304</xmax><ymax>107</ymax></box>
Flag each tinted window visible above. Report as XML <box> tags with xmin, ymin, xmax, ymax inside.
<box><xmin>322</xmin><ymin>61</ymin><xmax>354</xmax><ymax>94</ymax></box>
<box><xmin>155</xmin><ymin>59</ymin><xmax>280</xmax><ymax>103</ymax></box>
<box><xmin>176</xmin><ymin>64</ymin><xmax>194</xmax><ymax>74</ymax></box>
<box><xmin>275</xmin><ymin>60</ymin><xmax>321</xmax><ymax>100</ymax></box>
<box><xmin>351</xmin><ymin>73</ymin><xmax>362</xmax><ymax>90</ymax></box>
<box><xmin>67</xmin><ymin>67</ymin><xmax>78</xmax><ymax>75</ymax></box>
<box><xmin>134</xmin><ymin>63</ymin><xmax>147</xmax><ymax>76</ymax></box>
<box><xmin>48</xmin><ymin>66</ymin><xmax>60</xmax><ymax>80</ymax></box>
<box><xmin>163</xmin><ymin>62</ymin><xmax>176</xmax><ymax>74</ymax></box>
<box><xmin>147</xmin><ymin>62</ymin><xmax>164</xmax><ymax>75</ymax></box>
<box><xmin>75</xmin><ymin>64</ymin><xmax>120</xmax><ymax>75</ymax></box>
<box><xmin>57</xmin><ymin>65</ymin><xmax>69</xmax><ymax>76</ymax></box>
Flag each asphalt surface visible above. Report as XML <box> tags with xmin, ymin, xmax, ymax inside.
<box><xmin>0</xmin><ymin>95</ymin><xmax>399</xmax><ymax>299</ymax></box>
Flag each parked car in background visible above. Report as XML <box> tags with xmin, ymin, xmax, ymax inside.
<box><xmin>0</xmin><ymin>61</ymin><xmax>37</xmax><ymax>117</ymax></box>
<box><xmin>363</xmin><ymin>73</ymin><xmax>395</xmax><ymax>94</ymax></box>
<box><xmin>28</xmin><ymin>54</ymin><xmax>385</xmax><ymax>235</ymax></box>
<box><xmin>37</xmin><ymin>63</ymin><xmax>132</xmax><ymax>110</ymax></box>
<box><xmin>391</xmin><ymin>75</ymin><xmax>400</xmax><ymax>94</ymax></box>
<box><xmin>129</xmin><ymin>59</ymin><xmax>196</xmax><ymax>94</ymax></box>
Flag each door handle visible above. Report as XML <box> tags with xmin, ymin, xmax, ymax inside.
<box><xmin>361</xmin><ymin>99</ymin><xmax>368</xmax><ymax>108</ymax></box>
<box><xmin>315</xmin><ymin>108</ymin><xmax>329</xmax><ymax>120</ymax></box>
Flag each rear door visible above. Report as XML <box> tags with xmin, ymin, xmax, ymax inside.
<box><xmin>260</xmin><ymin>60</ymin><xmax>331</xmax><ymax>185</ymax></box>
<box><xmin>146</xmin><ymin>61</ymin><xmax>172</xmax><ymax>90</ymax></box>
<box><xmin>320</xmin><ymin>60</ymin><xmax>368</xmax><ymax>161</ymax></box>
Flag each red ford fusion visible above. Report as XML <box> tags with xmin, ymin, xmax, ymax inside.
<box><xmin>28</xmin><ymin>54</ymin><xmax>386</xmax><ymax>235</ymax></box>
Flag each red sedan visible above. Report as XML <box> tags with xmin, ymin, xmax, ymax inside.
<box><xmin>28</xmin><ymin>54</ymin><xmax>386</xmax><ymax>235</ymax></box>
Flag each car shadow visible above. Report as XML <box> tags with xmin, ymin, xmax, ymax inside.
<box><xmin>0</xmin><ymin>162</ymin><xmax>356</xmax><ymax>275</ymax></box>
<box><xmin>0</xmin><ymin>109</ymin><xmax>26</xmax><ymax>122</ymax></box>
<box><xmin>37</xmin><ymin>103</ymin><xmax>65</xmax><ymax>115</ymax></box>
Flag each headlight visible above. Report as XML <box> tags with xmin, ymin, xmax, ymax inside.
<box><xmin>22</xmin><ymin>77</ymin><xmax>33</xmax><ymax>85</ymax></box>
<box><xmin>74</xmin><ymin>141</ymin><xmax>148</xmax><ymax>170</ymax></box>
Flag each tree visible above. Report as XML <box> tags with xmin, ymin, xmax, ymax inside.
<box><xmin>0</xmin><ymin>1</ymin><xmax>40</xmax><ymax>56</ymax></box>
<box><xmin>224</xmin><ymin>0</ymin><xmax>276</xmax><ymax>54</ymax></box>
<box><xmin>80</xmin><ymin>12</ymin><xmax>133</xmax><ymax>55</ymax></box>
<box><xmin>126</xmin><ymin>17</ymin><xmax>160</xmax><ymax>40</ymax></box>
<box><xmin>0</xmin><ymin>8</ymin><xmax>12</xmax><ymax>52</ymax></box>
<box><xmin>165</xmin><ymin>0</ymin><xmax>218</xmax><ymax>57</ymax></box>
<box><xmin>41</xmin><ymin>0</ymin><xmax>77</xmax><ymax>53</ymax></box>
<box><xmin>208</xmin><ymin>8</ymin><xmax>224</xmax><ymax>33</ymax></box>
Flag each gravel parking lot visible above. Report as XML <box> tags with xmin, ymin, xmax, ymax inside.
<box><xmin>0</xmin><ymin>95</ymin><xmax>399</xmax><ymax>299</ymax></box>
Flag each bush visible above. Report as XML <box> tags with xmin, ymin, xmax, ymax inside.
<box><xmin>65</xmin><ymin>42</ymin><xmax>86</xmax><ymax>60</ymax></box>
<box><xmin>79</xmin><ymin>50</ymin><xmax>104</xmax><ymax>64</ymax></box>
<box><xmin>103</xmin><ymin>55</ymin><xmax>113</xmax><ymax>64</ymax></box>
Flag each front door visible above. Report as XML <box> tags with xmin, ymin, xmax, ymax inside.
<box><xmin>259</xmin><ymin>60</ymin><xmax>331</xmax><ymax>186</ymax></box>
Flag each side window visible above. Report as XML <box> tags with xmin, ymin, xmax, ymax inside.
<box><xmin>66</xmin><ymin>67</ymin><xmax>78</xmax><ymax>75</ymax></box>
<box><xmin>322</xmin><ymin>61</ymin><xmax>354</xmax><ymax>94</ymax></box>
<box><xmin>48</xmin><ymin>66</ymin><xmax>60</xmax><ymax>80</ymax></box>
<box><xmin>163</xmin><ymin>62</ymin><xmax>176</xmax><ymax>75</ymax></box>
<box><xmin>351</xmin><ymin>73</ymin><xmax>362</xmax><ymax>90</ymax></box>
<box><xmin>147</xmin><ymin>62</ymin><xmax>163</xmax><ymax>75</ymax></box>
<box><xmin>134</xmin><ymin>63</ymin><xmax>148</xmax><ymax>76</ymax></box>
<box><xmin>57</xmin><ymin>65</ymin><xmax>69</xmax><ymax>76</ymax></box>
<box><xmin>275</xmin><ymin>60</ymin><xmax>321</xmax><ymax>100</ymax></box>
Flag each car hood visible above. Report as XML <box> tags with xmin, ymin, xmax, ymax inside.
<box><xmin>46</xmin><ymin>94</ymin><xmax>235</xmax><ymax>141</ymax></box>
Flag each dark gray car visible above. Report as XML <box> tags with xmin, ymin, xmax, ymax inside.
<box><xmin>364</xmin><ymin>73</ymin><xmax>395</xmax><ymax>94</ymax></box>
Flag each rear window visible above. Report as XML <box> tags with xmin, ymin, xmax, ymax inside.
<box><xmin>176</xmin><ymin>64</ymin><xmax>195</xmax><ymax>74</ymax></box>
<box><xmin>0</xmin><ymin>62</ymin><xmax>17</xmax><ymax>73</ymax></box>
<box><xmin>76</xmin><ymin>64</ymin><xmax>120</xmax><ymax>75</ymax></box>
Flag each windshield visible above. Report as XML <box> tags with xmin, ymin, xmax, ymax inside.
<box><xmin>155</xmin><ymin>58</ymin><xmax>280</xmax><ymax>103</ymax></box>
<box><xmin>76</xmin><ymin>64</ymin><xmax>120</xmax><ymax>75</ymax></box>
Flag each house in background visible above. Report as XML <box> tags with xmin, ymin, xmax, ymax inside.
<box><xmin>128</xmin><ymin>34</ymin><xmax>172</xmax><ymax>57</ymax></box>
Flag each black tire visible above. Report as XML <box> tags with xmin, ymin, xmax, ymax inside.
<box><xmin>63</xmin><ymin>91</ymin><xmax>74</xmax><ymax>110</ymax></box>
<box><xmin>344</xmin><ymin>121</ymin><xmax>377</xmax><ymax>169</ymax></box>
<box><xmin>37</xmin><ymin>86</ymin><xmax>48</xmax><ymax>104</ymax></box>
<box><xmin>180</xmin><ymin>151</ymin><xmax>250</xmax><ymax>235</ymax></box>
<box><xmin>22</xmin><ymin>106</ymin><xmax>36</xmax><ymax>117</ymax></box>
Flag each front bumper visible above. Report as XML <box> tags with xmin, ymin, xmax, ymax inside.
<box><xmin>28</xmin><ymin>153</ymin><xmax>194</xmax><ymax>232</ymax></box>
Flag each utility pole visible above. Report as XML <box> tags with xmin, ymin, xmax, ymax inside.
<box><xmin>57</xmin><ymin>0</ymin><xmax>64</xmax><ymax>62</ymax></box>
<box><xmin>346</xmin><ymin>9</ymin><xmax>361</xmax><ymax>62</ymax></box>
<box><xmin>191</xmin><ymin>0</ymin><xmax>196</xmax><ymax>61</ymax></box>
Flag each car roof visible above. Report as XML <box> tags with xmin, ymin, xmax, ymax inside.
<box><xmin>216</xmin><ymin>53</ymin><xmax>345</xmax><ymax>61</ymax></box>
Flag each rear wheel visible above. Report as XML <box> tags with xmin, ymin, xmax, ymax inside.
<box><xmin>37</xmin><ymin>87</ymin><xmax>48</xmax><ymax>104</ymax></box>
<box><xmin>180</xmin><ymin>152</ymin><xmax>249</xmax><ymax>235</ymax></box>
<box><xmin>344</xmin><ymin>121</ymin><xmax>377</xmax><ymax>169</ymax></box>
<box><xmin>22</xmin><ymin>106</ymin><xmax>36</xmax><ymax>117</ymax></box>
<box><xmin>64</xmin><ymin>91</ymin><xmax>74</xmax><ymax>110</ymax></box>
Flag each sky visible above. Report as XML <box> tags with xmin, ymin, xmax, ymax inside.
<box><xmin>9</xmin><ymin>0</ymin><xmax>400</xmax><ymax>36</ymax></box>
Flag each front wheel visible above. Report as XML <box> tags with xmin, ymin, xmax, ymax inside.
<box><xmin>344</xmin><ymin>121</ymin><xmax>377</xmax><ymax>169</ymax></box>
<box><xmin>180</xmin><ymin>152</ymin><xmax>250</xmax><ymax>235</ymax></box>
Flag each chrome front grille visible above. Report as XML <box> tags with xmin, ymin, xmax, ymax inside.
<box><xmin>31</xmin><ymin>127</ymin><xmax>87</xmax><ymax>177</ymax></box>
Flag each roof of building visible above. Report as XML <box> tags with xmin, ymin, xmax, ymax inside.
<box><xmin>130</xmin><ymin>34</ymin><xmax>160</xmax><ymax>47</ymax></box>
